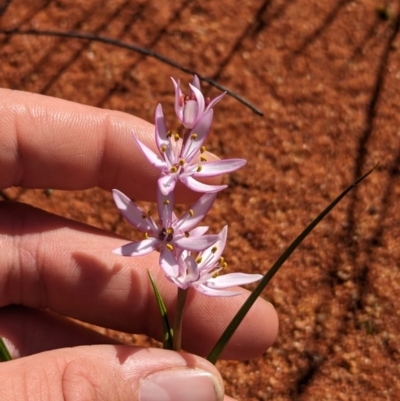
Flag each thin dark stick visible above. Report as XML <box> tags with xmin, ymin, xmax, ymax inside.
<box><xmin>0</xmin><ymin>28</ymin><xmax>264</xmax><ymax>116</ymax></box>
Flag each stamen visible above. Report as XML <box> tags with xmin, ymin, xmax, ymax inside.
<box><xmin>191</xmin><ymin>133</ymin><xmax>198</xmax><ymax>140</ymax></box>
<box><xmin>160</xmin><ymin>145</ymin><xmax>167</xmax><ymax>153</ymax></box>
<box><xmin>144</xmin><ymin>232</ymin><xmax>149</xmax><ymax>239</ymax></box>
<box><xmin>164</xmin><ymin>199</ymin><xmax>170</xmax><ymax>205</ymax></box>
<box><xmin>174</xmin><ymin>133</ymin><xmax>180</xmax><ymax>141</ymax></box>
<box><xmin>166</xmin><ymin>244</ymin><xmax>174</xmax><ymax>251</ymax></box>
<box><xmin>196</xmin><ymin>256</ymin><xmax>203</xmax><ymax>264</ymax></box>
<box><xmin>179</xmin><ymin>159</ymin><xmax>185</xmax><ymax>166</ymax></box>
<box><xmin>167</xmin><ymin>130</ymin><xmax>172</xmax><ymax>138</ymax></box>
<box><xmin>141</xmin><ymin>213</ymin><xmax>147</xmax><ymax>219</ymax></box>
<box><xmin>222</xmin><ymin>262</ymin><xmax>228</xmax><ymax>269</ymax></box>
<box><xmin>211</xmin><ymin>246</ymin><xmax>218</xmax><ymax>253</ymax></box>
<box><xmin>189</xmin><ymin>209</ymin><xmax>194</xmax><ymax>217</ymax></box>
<box><xmin>200</xmin><ymin>146</ymin><xmax>206</xmax><ymax>153</ymax></box>
<box><xmin>184</xmin><ymin>231</ymin><xmax>190</xmax><ymax>238</ymax></box>
<box><xmin>170</xmin><ymin>166</ymin><xmax>178</xmax><ymax>173</ymax></box>
<box><xmin>200</xmin><ymin>156</ymin><xmax>207</xmax><ymax>162</ymax></box>
<box><xmin>197</xmin><ymin>165</ymin><xmax>202</xmax><ymax>172</ymax></box>
<box><xmin>212</xmin><ymin>272</ymin><xmax>219</xmax><ymax>279</ymax></box>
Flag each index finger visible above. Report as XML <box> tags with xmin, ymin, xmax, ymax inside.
<box><xmin>0</xmin><ymin>89</ymin><xmax>220</xmax><ymax>203</ymax></box>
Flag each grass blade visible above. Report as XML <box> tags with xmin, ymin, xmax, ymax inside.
<box><xmin>147</xmin><ymin>270</ymin><xmax>174</xmax><ymax>349</ymax></box>
<box><xmin>207</xmin><ymin>164</ymin><xmax>378</xmax><ymax>364</ymax></box>
<box><xmin>0</xmin><ymin>338</ymin><xmax>11</xmax><ymax>362</ymax></box>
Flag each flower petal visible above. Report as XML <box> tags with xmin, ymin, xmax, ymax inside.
<box><xmin>181</xmin><ymin>109</ymin><xmax>213</xmax><ymax>161</ymax></box>
<box><xmin>157</xmin><ymin>187</ymin><xmax>174</xmax><ymax>226</ymax></box>
<box><xmin>194</xmin><ymin>159</ymin><xmax>247</xmax><ymax>177</ymax></box>
<box><xmin>160</xmin><ymin>248</ymin><xmax>180</xmax><ymax>278</ymax></box>
<box><xmin>207</xmin><ymin>273</ymin><xmax>263</xmax><ymax>289</ymax></box>
<box><xmin>180</xmin><ymin>176</ymin><xmax>227</xmax><ymax>193</ymax></box>
<box><xmin>182</xmin><ymin>99</ymin><xmax>199</xmax><ymax>129</ymax></box>
<box><xmin>158</xmin><ymin>174</ymin><xmax>178</xmax><ymax>196</ymax></box>
<box><xmin>112</xmin><ymin>238</ymin><xmax>158</xmax><ymax>256</ymax></box>
<box><xmin>175</xmin><ymin>234</ymin><xmax>219</xmax><ymax>252</ymax></box>
<box><xmin>191</xmin><ymin>75</ymin><xmax>201</xmax><ymax>90</ymax></box>
<box><xmin>171</xmin><ymin>77</ymin><xmax>183</xmax><ymax>120</ymax></box>
<box><xmin>205</xmin><ymin>91</ymin><xmax>226</xmax><ymax>111</ymax></box>
<box><xmin>133</xmin><ymin>135</ymin><xmax>167</xmax><ymax>170</ymax></box>
<box><xmin>112</xmin><ymin>189</ymin><xmax>157</xmax><ymax>233</ymax></box>
<box><xmin>189</xmin><ymin>83</ymin><xmax>205</xmax><ymax>118</ymax></box>
<box><xmin>198</xmin><ymin>226</ymin><xmax>228</xmax><ymax>268</ymax></box>
<box><xmin>175</xmin><ymin>192</ymin><xmax>217</xmax><ymax>232</ymax></box>
<box><xmin>195</xmin><ymin>284</ymin><xmax>242</xmax><ymax>297</ymax></box>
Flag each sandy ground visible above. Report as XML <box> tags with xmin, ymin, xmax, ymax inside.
<box><xmin>1</xmin><ymin>0</ymin><xmax>400</xmax><ymax>399</ymax></box>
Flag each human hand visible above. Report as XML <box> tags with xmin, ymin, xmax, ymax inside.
<box><xmin>0</xmin><ymin>89</ymin><xmax>278</xmax><ymax>401</ymax></box>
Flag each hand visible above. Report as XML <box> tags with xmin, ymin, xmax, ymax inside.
<box><xmin>0</xmin><ymin>89</ymin><xmax>278</xmax><ymax>401</ymax></box>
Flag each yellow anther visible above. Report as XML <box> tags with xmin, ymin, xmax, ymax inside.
<box><xmin>174</xmin><ymin>133</ymin><xmax>180</xmax><ymax>141</ymax></box>
<box><xmin>195</xmin><ymin>256</ymin><xmax>202</xmax><ymax>264</ymax></box>
<box><xmin>179</xmin><ymin>159</ymin><xmax>185</xmax><ymax>166</ymax></box>
<box><xmin>167</xmin><ymin>130</ymin><xmax>172</xmax><ymax>138</ymax></box>
<box><xmin>191</xmin><ymin>133</ymin><xmax>198</xmax><ymax>140</ymax></box>
<box><xmin>164</xmin><ymin>199</ymin><xmax>170</xmax><ymax>205</ymax></box>
<box><xmin>189</xmin><ymin>209</ymin><xmax>194</xmax><ymax>217</ymax></box>
<box><xmin>166</xmin><ymin>244</ymin><xmax>174</xmax><ymax>251</ymax></box>
<box><xmin>197</xmin><ymin>165</ymin><xmax>202</xmax><ymax>172</ymax></box>
<box><xmin>222</xmin><ymin>262</ymin><xmax>228</xmax><ymax>269</ymax></box>
<box><xmin>160</xmin><ymin>145</ymin><xmax>167</xmax><ymax>153</ymax></box>
<box><xmin>144</xmin><ymin>232</ymin><xmax>149</xmax><ymax>239</ymax></box>
<box><xmin>184</xmin><ymin>231</ymin><xmax>190</xmax><ymax>238</ymax></box>
<box><xmin>170</xmin><ymin>166</ymin><xmax>178</xmax><ymax>173</ymax></box>
<box><xmin>212</xmin><ymin>272</ymin><xmax>219</xmax><ymax>279</ymax></box>
<box><xmin>200</xmin><ymin>156</ymin><xmax>207</xmax><ymax>162</ymax></box>
<box><xmin>200</xmin><ymin>146</ymin><xmax>206</xmax><ymax>153</ymax></box>
<box><xmin>166</xmin><ymin>228</ymin><xmax>173</xmax><ymax>235</ymax></box>
<box><xmin>211</xmin><ymin>246</ymin><xmax>218</xmax><ymax>253</ymax></box>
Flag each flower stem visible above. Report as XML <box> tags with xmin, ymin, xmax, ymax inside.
<box><xmin>173</xmin><ymin>287</ymin><xmax>188</xmax><ymax>351</ymax></box>
<box><xmin>0</xmin><ymin>337</ymin><xmax>11</xmax><ymax>362</ymax></box>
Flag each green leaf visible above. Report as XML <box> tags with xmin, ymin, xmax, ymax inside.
<box><xmin>207</xmin><ymin>164</ymin><xmax>378</xmax><ymax>364</ymax></box>
<box><xmin>0</xmin><ymin>337</ymin><xmax>12</xmax><ymax>362</ymax></box>
<box><xmin>147</xmin><ymin>270</ymin><xmax>174</xmax><ymax>350</ymax></box>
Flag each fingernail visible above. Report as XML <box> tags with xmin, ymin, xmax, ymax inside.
<box><xmin>140</xmin><ymin>368</ymin><xmax>223</xmax><ymax>401</ymax></box>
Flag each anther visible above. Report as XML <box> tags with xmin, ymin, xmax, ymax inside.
<box><xmin>184</xmin><ymin>231</ymin><xmax>190</xmax><ymax>238</ymax></box>
<box><xmin>167</xmin><ymin>130</ymin><xmax>172</xmax><ymax>138</ymax></box>
<box><xmin>200</xmin><ymin>156</ymin><xmax>207</xmax><ymax>162</ymax></box>
<box><xmin>144</xmin><ymin>232</ymin><xmax>149</xmax><ymax>239</ymax></box>
<box><xmin>191</xmin><ymin>133</ymin><xmax>198</xmax><ymax>140</ymax></box>
<box><xmin>179</xmin><ymin>159</ymin><xmax>185</xmax><ymax>166</ymax></box>
<box><xmin>170</xmin><ymin>166</ymin><xmax>178</xmax><ymax>173</ymax></box>
<box><xmin>196</xmin><ymin>256</ymin><xmax>203</xmax><ymax>264</ymax></box>
<box><xmin>197</xmin><ymin>165</ymin><xmax>202</xmax><ymax>172</ymax></box>
<box><xmin>160</xmin><ymin>145</ymin><xmax>167</xmax><ymax>153</ymax></box>
<box><xmin>174</xmin><ymin>133</ymin><xmax>180</xmax><ymax>141</ymax></box>
<box><xmin>166</xmin><ymin>244</ymin><xmax>174</xmax><ymax>251</ymax></box>
<box><xmin>164</xmin><ymin>199</ymin><xmax>170</xmax><ymax>205</ymax></box>
<box><xmin>189</xmin><ymin>209</ymin><xmax>194</xmax><ymax>217</ymax></box>
<box><xmin>211</xmin><ymin>246</ymin><xmax>218</xmax><ymax>253</ymax></box>
<box><xmin>200</xmin><ymin>146</ymin><xmax>206</xmax><ymax>153</ymax></box>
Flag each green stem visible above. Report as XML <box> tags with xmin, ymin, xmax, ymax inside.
<box><xmin>173</xmin><ymin>288</ymin><xmax>189</xmax><ymax>351</ymax></box>
<box><xmin>0</xmin><ymin>338</ymin><xmax>12</xmax><ymax>362</ymax></box>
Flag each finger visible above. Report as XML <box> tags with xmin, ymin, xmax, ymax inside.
<box><xmin>0</xmin><ymin>89</ymin><xmax>220</xmax><ymax>203</ymax></box>
<box><xmin>0</xmin><ymin>345</ymin><xmax>226</xmax><ymax>401</ymax></box>
<box><xmin>0</xmin><ymin>202</ymin><xmax>278</xmax><ymax>360</ymax></box>
<box><xmin>0</xmin><ymin>306</ymin><xmax>120</xmax><ymax>359</ymax></box>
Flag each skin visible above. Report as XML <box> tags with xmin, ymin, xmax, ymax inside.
<box><xmin>0</xmin><ymin>89</ymin><xmax>279</xmax><ymax>401</ymax></box>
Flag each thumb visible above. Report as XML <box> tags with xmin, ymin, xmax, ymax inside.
<box><xmin>0</xmin><ymin>345</ymin><xmax>226</xmax><ymax>401</ymax></box>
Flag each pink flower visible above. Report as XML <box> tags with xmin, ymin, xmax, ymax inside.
<box><xmin>163</xmin><ymin>226</ymin><xmax>263</xmax><ymax>296</ymax></box>
<box><xmin>172</xmin><ymin>75</ymin><xmax>226</xmax><ymax>129</ymax></box>
<box><xmin>112</xmin><ymin>189</ymin><xmax>219</xmax><ymax>278</ymax></box>
<box><xmin>135</xmin><ymin>104</ymin><xmax>246</xmax><ymax>195</ymax></box>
